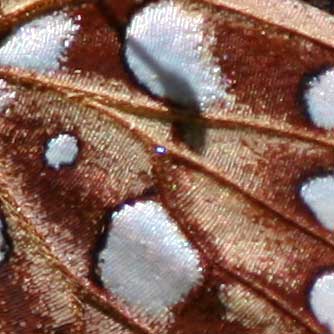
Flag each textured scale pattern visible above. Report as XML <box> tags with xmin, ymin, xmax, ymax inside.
<box><xmin>0</xmin><ymin>0</ymin><xmax>334</xmax><ymax>333</ymax></box>
<box><xmin>0</xmin><ymin>218</ymin><xmax>9</xmax><ymax>263</ymax></box>
<box><xmin>45</xmin><ymin>133</ymin><xmax>79</xmax><ymax>170</ymax></box>
<box><xmin>97</xmin><ymin>200</ymin><xmax>202</xmax><ymax>320</ymax></box>
<box><xmin>302</xmin><ymin>68</ymin><xmax>334</xmax><ymax>129</ymax></box>
<box><xmin>310</xmin><ymin>271</ymin><xmax>334</xmax><ymax>333</ymax></box>
<box><xmin>0</xmin><ymin>11</ymin><xmax>80</xmax><ymax>71</ymax></box>
<box><xmin>125</xmin><ymin>0</ymin><xmax>227</xmax><ymax>109</ymax></box>
<box><xmin>300</xmin><ymin>175</ymin><xmax>334</xmax><ymax>231</ymax></box>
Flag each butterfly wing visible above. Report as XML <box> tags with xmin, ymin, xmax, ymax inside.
<box><xmin>0</xmin><ymin>1</ymin><xmax>334</xmax><ymax>333</ymax></box>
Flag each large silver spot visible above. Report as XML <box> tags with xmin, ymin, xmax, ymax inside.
<box><xmin>303</xmin><ymin>68</ymin><xmax>334</xmax><ymax>129</ymax></box>
<box><xmin>300</xmin><ymin>175</ymin><xmax>334</xmax><ymax>231</ymax></box>
<box><xmin>97</xmin><ymin>200</ymin><xmax>203</xmax><ymax>319</ymax></box>
<box><xmin>310</xmin><ymin>272</ymin><xmax>334</xmax><ymax>333</ymax></box>
<box><xmin>125</xmin><ymin>0</ymin><xmax>227</xmax><ymax>110</ymax></box>
<box><xmin>0</xmin><ymin>12</ymin><xmax>80</xmax><ymax>71</ymax></box>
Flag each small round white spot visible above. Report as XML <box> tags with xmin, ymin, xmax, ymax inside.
<box><xmin>300</xmin><ymin>175</ymin><xmax>334</xmax><ymax>231</ymax></box>
<box><xmin>125</xmin><ymin>0</ymin><xmax>227</xmax><ymax>110</ymax></box>
<box><xmin>304</xmin><ymin>68</ymin><xmax>334</xmax><ymax>129</ymax></box>
<box><xmin>0</xmin><ymin>12</ymin><xmax>80</xmax><ymax>71</ymax></box>
<box><xmin>97</xmin><ymin>200</ymin><xmax>203</xmax><ymax>318</ymax></box>
<box><xmin>45</xmin><ymin>134</ymin><xmax>79</xmax><ymax>170</ymax></box>
<box><xmin>155</xmin><ymin>145</ymin><xmax>167</xmax><ymax>155</ymax></box>
<box><xmin>310</xmin><ymin>272</ymin><xmax>334</xmax><ymax>333</ymax></box>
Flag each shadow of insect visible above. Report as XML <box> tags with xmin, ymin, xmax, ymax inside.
<box><xmin>98</xmin><ymin>0</ymin><xmax>206</xmax><ymax>153</ymax></box>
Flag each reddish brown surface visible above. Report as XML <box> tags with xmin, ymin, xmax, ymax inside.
<box><xmin>0</xmin><ymin>0</ymin><xmax>334</xmax><ymax>333</ymax></box>
<box><xmin>65</xmin><ymin>3</ymin><xmax>125</xmax><ymax>80</ymax></box>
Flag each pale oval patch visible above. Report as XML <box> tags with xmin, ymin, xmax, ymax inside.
<box><xmin>310</xmin><ymin>272</ymin><xmax>334</xmax><ymax>333</ymax></box>
<box><xmin>0</xmin><ymin>79</ymin><xmax>16</xmax><ymax>114</ymax></box>
<box><xmin>303</xmin><ymin>68</ymin><xmax>334</xmax><ymax>129</ymax></box>
<box><xmin>45</xmin><ymin>134</ymin><xmax>79</xmax><ymax>170</ymax></box>
<box><xmin>218</xmin><ymin>284</ymin><xmax>228</xmax><ymax>306</ymax></box>
<box><xmin>125</xmin><ymin>0</ymin><xmax>227</xmax><ymax>110</ymax></box>
<box><xmin>300</xmin><ymin>175</ymin><xmax>334</xmax><ymax>231</ymax></box>
<box><xmin>0</xmin><ymin>219</ymin><xmax>9</xmax><ymax>263</ymax></box>
<box><xmin>0</xmin><ymin>12</ymin><xmax>80</xmax><ymax>71</ymax></box>
<box><xmin>155</xmin><ymin>145</ymin><xmax>167</xmax><ymax>155</ymax></box>
<box><xmin>97</xmin><ymin>200</ymin><xmax>203</xmax><ymax>319</ymax></box>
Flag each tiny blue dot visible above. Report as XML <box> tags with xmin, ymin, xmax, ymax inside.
<box><xmin>155</xmin><ymin>146</ymin><xmax>167</xmax><ymax>155</ymax></box>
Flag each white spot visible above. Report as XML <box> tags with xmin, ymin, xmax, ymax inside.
<box><xmin>310</xmin><ymin>272</ymin><xmax>334</xmax><ymax>333</ymax></box>
<box><xmin>98</xmin><ymin>200</ymin><xmax>202</xmax><ymax>318</ymax></box>
<box><xmin>300</xmin><ymin>175</ymin><xmax>334</xmax><ymax>231</ymax></box>
<box><xmin>125</xmin><ymin>0</ymin><xmax>227</xmax><ymax>110</ymax></box>
<box><xmin>0</xmin><ymin>79</ymin><xmax>16</xmax><ymax>113</ymax></box>
<box><xmin>0</xmin><ymin>219</ymin><xmax>9</xmax><ymax>263</ymax></box>
<box><xmin>45</xmin><ymin>134</ymin><xmax>79</xmax><ymax>170</ymax></box>
<box><xmin>155</xmin><ymin>145</ymin><xmax>167</xmax><ymax>155</ymax></box>
<box><xmin>218</xmin><ymin>284</ymin><xmax>228</xmax><ymax>305</ymax></box>
<box><xmin>0</xmin><ymin>12</ymin><xmax>80</xmax><ymax>71</ymax></box>
<box><xmin>304</xmin><ymin>68</ymin><xmax>334</xmax><ymax>129</ymax></box>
